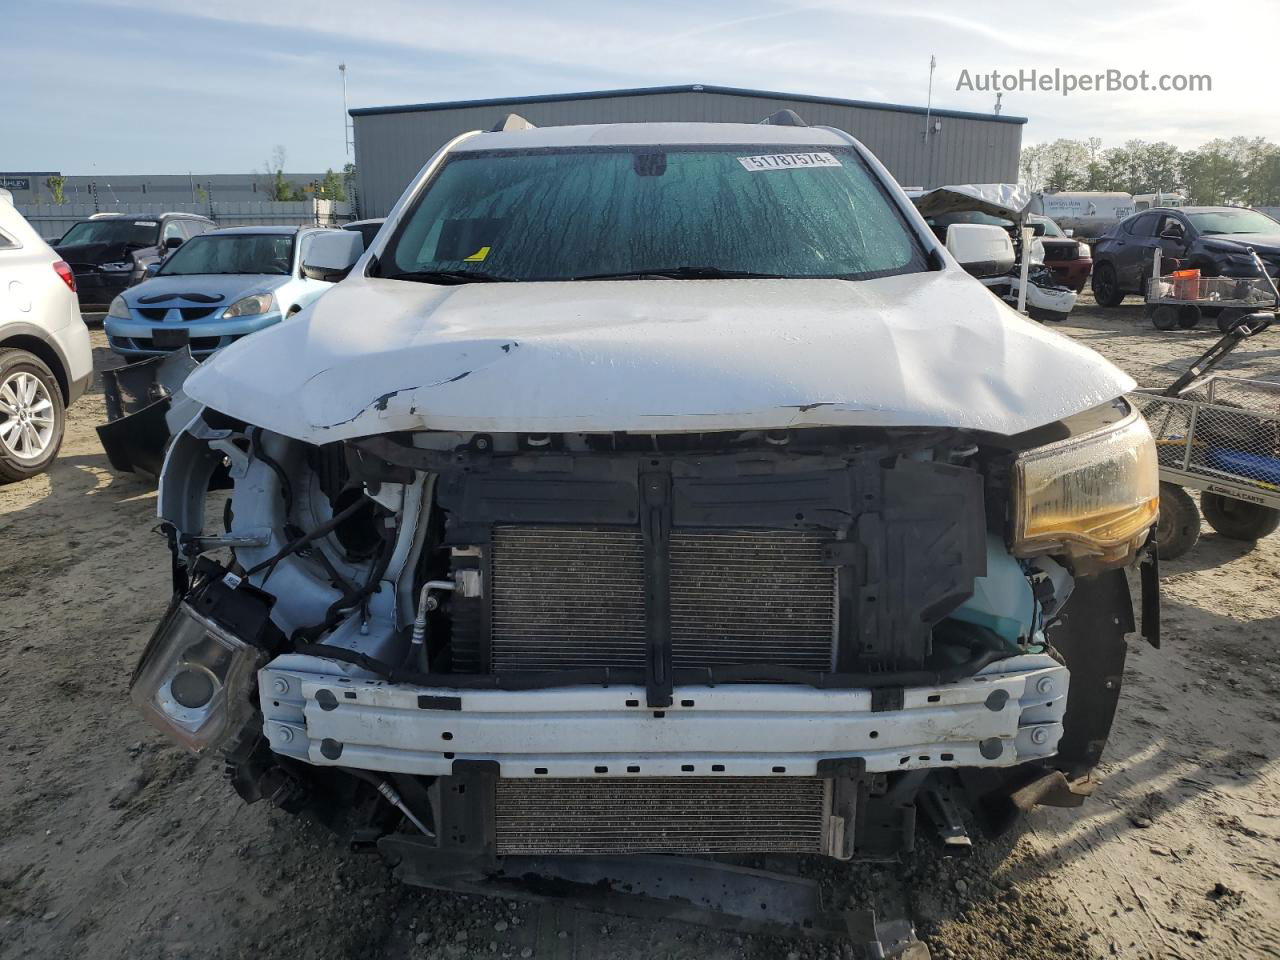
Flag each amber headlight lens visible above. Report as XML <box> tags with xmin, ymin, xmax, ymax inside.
<box><xmin>1012</xmin><ymin>409</ymin><xmax>1158</xmax><ymax>562</ymax></box>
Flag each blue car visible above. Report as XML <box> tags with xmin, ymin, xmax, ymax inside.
<box><xmin>104</xmin><ymin>225</ymin><xmax>337</xmax><ymax>359</ymax></box>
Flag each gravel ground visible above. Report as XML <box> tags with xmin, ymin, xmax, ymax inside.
<box><xmin>1</xmin><ymin>300</ymin><xmax>1278</xmax><ymax>960</ymax></box>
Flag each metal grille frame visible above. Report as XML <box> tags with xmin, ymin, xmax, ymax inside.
<box><xmin>1132</xmin><ymin>378</ymin><xmax>1280</xmax><ymax>507</ymax></box>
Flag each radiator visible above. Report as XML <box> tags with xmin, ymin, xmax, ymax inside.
<box><xmin>489</xmin><ymin>526</ymin><xmax>647</xmax><ymax>670</ymax></box>
<box><xmin>487</xmin><ymin>526</ymin><xmax>837</xmax><ymax>672</ymax></box>
<box><xmin>494</xmin><ymin>777</ymin><xmax>831</xmax><ymax>855</ymax></box>
<box><xmin>670</xmin><ymin>529</ymin><xmax>836</xmax><ymax>671</ymax></box>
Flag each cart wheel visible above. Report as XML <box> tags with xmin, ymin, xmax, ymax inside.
<box><xmin>1201</xmin><ymin>492</ymin><xmax>1280</xmax><ymax>542</ymax></box>
<box><xmin>1151</xmin><ymin>305</ymin><xmax>1180</xmax><ymax>330</ymax></box>
<box><xmin>1156</xmin><ymin>483</ymin><xmax>1200</xmax><ymax>560</ymax></box>
<box><xmin>1217</xmin><ymin>309</ymin><xmax>1247</xmax><ymax>333</ymax></box>
<box><xmin>1091</xmin><ymin>263</ymin><xmax>1124</xmax><ymax>307</ymax></box>
<box><xmin>1176</xmin><ymin>305</ymin><xmax>1201</xmax><ymax>329</ymax></box>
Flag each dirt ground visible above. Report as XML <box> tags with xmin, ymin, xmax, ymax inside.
<box><xmin>2</xmin><ymin>298</ymin><xmax>1279</xmax><ymax>960</ymax></box>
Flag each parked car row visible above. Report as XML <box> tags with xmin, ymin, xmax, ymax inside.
<box><xmin>0</xmin><ymin>193</ymin><xmax>384</xmax><ymax>482</ymax></box>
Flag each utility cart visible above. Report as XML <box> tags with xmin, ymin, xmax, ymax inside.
<box><xmin>1131</xmin><ymin>313</ymin><xmax>1280</xmax><ymax>559</ymax></box>
<box><xmin>1145</xmin><ymin>246</ymin><xmax>1279</xmax><ymax>332</ymax></box>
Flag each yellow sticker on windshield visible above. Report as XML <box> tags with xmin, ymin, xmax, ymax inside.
<box><xmin>462</xmin><ymin>246</ymin><xmax>491</xmax><ymax>262</ymax></box>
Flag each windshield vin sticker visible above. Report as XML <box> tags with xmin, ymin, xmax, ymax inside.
<box><xmin>737</xmin><ymin>153</ymin><xmax>842</xmax><ymax>171</ymax></box>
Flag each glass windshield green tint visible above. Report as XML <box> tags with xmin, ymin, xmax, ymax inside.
<box><xmin>386</xmin><ymin>146</ymin><xmax>927</xmax><ymax>281</ymax></box>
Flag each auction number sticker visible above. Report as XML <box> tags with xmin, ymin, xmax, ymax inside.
<box><xmin>737</xmin><ymin>152</ymin><xmax>842</xmax><ymax>171</ymax></box>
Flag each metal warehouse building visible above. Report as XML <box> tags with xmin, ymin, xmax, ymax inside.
<box><xmin>349</xmin><ymin>83</ymin><xmax>1026</xmax><ymax>218</ymax></box>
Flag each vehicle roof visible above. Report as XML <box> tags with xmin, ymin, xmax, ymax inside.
<box><xmin>343</xmin><ymin>218</ymin><xmax>385</xmax><ymax>227</ymax></box>
<box><xmin>452</xmin><ymin>121</ymin><xmax>851</xmax><ymax>152</ymax></box>
<box><xmin>86</xmin><ymin>211</ymin><xmax>214</xmax><ymax>221</ymax></box>
<box><xmin>1175</xmin><ymin>206</ymin><xmax>1260</xmax><ymax>215</ymax></box>
<box><xmin>202</xmin><ymin>225</ymin><xmax>312</xmax><ymax>236</ymax></box>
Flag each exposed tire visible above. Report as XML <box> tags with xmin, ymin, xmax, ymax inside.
<box><xmin>1091</xmin><ymin>262</ymin><xmax>1124</xmax><ymax>307</ymax></box>
<box><xmin>1155</xmin><ymin>483</ymin><xmax>1200</xmax><ymax>560</ymax></box>
<box><xmin>1201</xmin><ymin>492</ymin><xmax>1280</xmax><ymax>542</ymax></box>
<box><xmin>1176</xmin><ymin>305</ymin><xmax>1201</xmax><ymax>329</ymax></box>
<box><xmin>1150</xmin><ymin>305</ymin><xmax>1180</xmax><ymax>330</ymax></box>
<box><xmin>0</xmin><ymin>349</ymin><xmax>67</xmax><ymax>484</ymax></box>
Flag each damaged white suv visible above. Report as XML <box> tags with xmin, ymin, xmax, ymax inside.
<box><xmin>133</xmin><ymin>116</ymin><xmax>1160</xmax><ymax>924</ymax></box>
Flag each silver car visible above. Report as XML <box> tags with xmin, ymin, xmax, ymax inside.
<box><xmin>104</xmin><ymin>225</ymin><xmax>337</xmax><ymax>360</ymax></box>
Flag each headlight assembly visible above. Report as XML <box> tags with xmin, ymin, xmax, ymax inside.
<box><xmin>130</xmin><ymin>558</ymin><xmax>275</xmax><ymax>753</ymax></box>
<box><xmin>223</xmin><ymin>293</ymin><xmax>273</xmax><ymax>318</ymax></box>
<box><xmin>106</xmin><ymin>295</ymin><xmax>130</xmax><ymax>319</ymax></box>
<box><xmin>1011</xmin><ymin>408</ymin><xmax>1158</xmax><ymax>565</ymax></box>
<box><xmin>130</xmin><ymin>600</ymin><xmax>264</xmax><ymax>752</ymax></box>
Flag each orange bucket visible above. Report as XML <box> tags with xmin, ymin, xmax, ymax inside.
<box><xmin>1171</xmin><ymin>268</ymin><xmax>1200</xmax><ymax>301</ymax></box>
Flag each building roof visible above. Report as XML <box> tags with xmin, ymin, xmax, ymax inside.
<box><xmin>349</xmin><ymin>82</ymin><xmax>1027</xmax><ymax>125</ymax></box>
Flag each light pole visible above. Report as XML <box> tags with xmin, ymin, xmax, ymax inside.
<box><xmin>339</xmin><ymin>63</ymin><xmax>352</xmax><ymax>158</ymax></box>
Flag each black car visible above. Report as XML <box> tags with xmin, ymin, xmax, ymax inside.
<box><xmin>53</xmin><ymin>212</ymin><xmax>216</xmax><ymax>307</ymax></box>
<box><xmin>1091</xmin><ymin>206</ymin><xmax>1280</xmax><ymax>307</ymax></box>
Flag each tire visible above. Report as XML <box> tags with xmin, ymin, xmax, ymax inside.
<box><xmin>1150</xmin><ymin>305</ymin><xmax>1180</xmax><ymax>330</ymax></box>
<box><xmin>0</xmin><ymin>349</ymin><xmax>67</xmax><ymax>484</ymax></box>
<box><xmin>1091</xmin><ymin>262</ymin><xmax>1124</xmax><ymax>307</ymax></box>
<box><xmin>1155</xmin><ymin>483</ymin><xmax>1200</xmax><ymax>560</ymax></box>
<box><xmin>1201</xmin><ymin>492</ymin><xmax>1280</xmax><ymax>542</ymax></box>
<box><xmin>1176</xmin><ymin>305</ymin><xmax>1201</xmax><ymax>329</ymax></box>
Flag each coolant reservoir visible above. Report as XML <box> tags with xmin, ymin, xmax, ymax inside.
<box><xmin>950</xmin><ymin>534</ymin><xmax>1035</xmax><ymax>646</ymax></box>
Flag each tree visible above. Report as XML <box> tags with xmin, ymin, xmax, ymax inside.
<box><xmin>1247</xmin><ymin>144</ymin><xmax>1280</xmax><ymax>206</ymax></box>
<box><xmin>1181</xmin><ymin>138</ymin><xmax>1251</xmax><ymax>205</ymax></box>
<box><xmin>316</xmin><ymin>168</ymin><xmax>346</xmax><ymax>201</ymax></box>
<box><xmin>261</xmin><ymin>145</ymin><xmax>305</xmax><ymax>201</ymax></box>
<box><xmin>45</xmin><ymin>175</ymin><xmax>65</xmax><ymax>204</ymax></box>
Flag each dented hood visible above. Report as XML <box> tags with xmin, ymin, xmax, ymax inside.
<box><xmin>182</xmin><ymin>270</ymin><xmax>1133</xmax><ymax>441</ymax></box>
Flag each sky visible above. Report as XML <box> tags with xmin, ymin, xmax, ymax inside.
<box><xmin>5</xmin><ymin>0</ymin><xmax>1279</xmax><ymax>175</ymax></box>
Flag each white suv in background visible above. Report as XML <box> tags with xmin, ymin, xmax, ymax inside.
<box><xmin>0</xmin><ymin>190</ymin><xmax>94</xmax><ymax>482</ymax></box>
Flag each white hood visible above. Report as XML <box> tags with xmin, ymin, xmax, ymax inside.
<box><xmin>183</xmin><ymin>270</ymin><xmax>1133</xmax><ymax>441</ymax></box>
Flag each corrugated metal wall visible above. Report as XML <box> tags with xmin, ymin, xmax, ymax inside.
<box><xmin>353</xmin><ymin>90</ymin><xmax>1023</xmax><ymax>217</ymax></box>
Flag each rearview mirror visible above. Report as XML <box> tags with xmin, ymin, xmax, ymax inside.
<box><xmin>164</xmin><ymin>236</ymin><xmax>183</xmax><ymax>250</ymax></box>
<box><xmin>945</xmin><ymin>224</ymin><xmax>1015</xmax><ymax>279</ymax></box>
<box><xmin>302</xmin><ymin>231</ymin><xmax>364</xmax><ymax>282</ymax></box>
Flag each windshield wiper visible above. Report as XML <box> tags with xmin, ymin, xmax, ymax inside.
<box><xmin>571</xmin><ymin>266</ymin><xmax>788</xmax><ymax>281</ymax></box>
<box><xmin>382</xmin><ymin>269</ymin><xmax>512</xmax><ymax>284</ymax></box>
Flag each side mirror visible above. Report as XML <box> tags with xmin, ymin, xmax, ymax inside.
<box><xmin>1161</xmin><ymin>229</ymin><xmax>1184</xmax><ymax>241</ymax></box>
<box><xmin>1063</xmin><ymin>228</ymin><xmax>1075</xmax><ymax>238</ymax></box>
<box><xmin>164</xmin><ymin>236</ymin><xmax>184</xmax><ymax>250</ymax></box>
<box><xmin>301</xmin><ymin>231</ymin><xmax>364</xmax><ymax>282</ymax></box>
<box><xmin>145</xmin><ymin>263</ymin><xmax>161</xmax><ymax>277</ymax></box>
<box><xmin>1029</xmin><ymin>221</ymin><xmax>1048</xmax><ymax>237</ymax></box>
<box><xmin>945</xmin><ymin>224</ymin><xmax>1015</xmax><ymax>279</ymax></box>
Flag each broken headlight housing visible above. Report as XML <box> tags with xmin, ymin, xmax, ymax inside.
<box><xmin>130</xmin><ymin>562</ymin><xmax>274</xmax><ymax>753</ymax></box>
<box><xmin>1011</xmin><ymin>408</ymin><xmax>1158</xmax><ymax>566</ymax></box>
